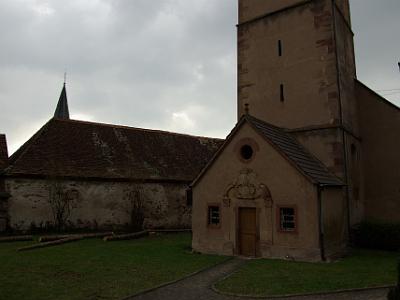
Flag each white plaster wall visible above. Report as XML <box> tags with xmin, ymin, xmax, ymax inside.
<box><xmin>6</xmin><ymin>178</ymin><xmax>190</xmax><ymax>231</ymax></box>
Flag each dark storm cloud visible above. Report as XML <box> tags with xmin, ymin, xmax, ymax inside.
<box><xmin>0</xmin><ymin>0</ymin><xmax>398</xmax><ymax>154</ymax></box>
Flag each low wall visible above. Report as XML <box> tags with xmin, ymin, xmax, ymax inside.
<box><xmin>5</xmin><ymin>178</ymin><xmax>191</xmax><ymax>232</ymax></box>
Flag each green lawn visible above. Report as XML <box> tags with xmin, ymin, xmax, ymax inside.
<box><xmin>0</xmin><ymin>233</ymin><xmax>228</xmax><ymax>300</ymax></box>
<box><xmin>216</xmin><ymin>249</ymin><xmax>398</xmax><ymax>297</ymax></box>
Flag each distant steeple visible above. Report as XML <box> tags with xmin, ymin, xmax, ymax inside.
<box><xmin>54</xmin><ymin>82</ymin><xmax>70</xmax><ymax>119</ymax></box>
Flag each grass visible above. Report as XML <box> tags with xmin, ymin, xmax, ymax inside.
<box><xmin>216</xmin><ymin>249</ymin><xmax>399</xmax><ymax>297</ymax></box>
<box><xmin>0</xmin><ymin>233</ymin><xmax>228</xmax><ymax>300</ymax></box>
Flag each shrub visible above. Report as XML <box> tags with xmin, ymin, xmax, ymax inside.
<box><xmin>352</xmin><ymin>221</ymin><xmax>400</xmax><ymax>251</ymax></box>
<box><xmin>388</xmin><ymin>259</ymin><xmax>400</xmax><ymax>300</ymax></box>
<box><xmin>388</xmin><ymin>288</ymin><xmax>399</xmax><ymax>300</ymax></box>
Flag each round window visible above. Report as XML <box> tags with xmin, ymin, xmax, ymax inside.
<box><xmin>240</xmin><ymin>145</ymin><xmax>253</xmax><ymax>160</ymax></box>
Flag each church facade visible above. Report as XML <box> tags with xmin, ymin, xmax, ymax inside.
<box><xmin>192</xmin><ymin>0</ymin><xmax>400</xmax><ymax>261</ymax></box>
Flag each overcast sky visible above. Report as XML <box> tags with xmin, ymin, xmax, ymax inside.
<box><xmin>0</xmin><ymin>0</ymin><xmax>399</xmax><ymax>154</ymax></box>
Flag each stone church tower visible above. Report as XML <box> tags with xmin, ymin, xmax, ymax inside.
<box><xmin>191</xmin><ymin>0</ymin><xmax>399</xmax><ymax>261</ymax></box>
<box><xmin>237</xmin><ymin>0</ymin><xmax>362</xmax><ymax>226</ymax></box>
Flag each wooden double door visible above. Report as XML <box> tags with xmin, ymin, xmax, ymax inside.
<box><xmin>238</xmin><ymin>207</ymin><xmax>257</xmax><ymax>257</ymax></box>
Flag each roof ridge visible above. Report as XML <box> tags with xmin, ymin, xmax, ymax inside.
<box><xmin>53</xmin><ymin>118</ymin><xmax>224</xmax><ymax>141</ymax></box>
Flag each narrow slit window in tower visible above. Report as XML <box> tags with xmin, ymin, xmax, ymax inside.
<box><xmin>278</xmin><ymin>40</ymin><xmax>282</xmax><ymax>56</ymax></box>
<box><xmin>280</xmin><ymin>84</ymin><xmax>285</xmax><ymax>102</ymax></box>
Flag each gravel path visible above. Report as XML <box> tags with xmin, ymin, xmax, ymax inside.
<box><xmin>126</xmin><ymin>258</ymin><xmax>390</xmax><ymax>300</ymax></box>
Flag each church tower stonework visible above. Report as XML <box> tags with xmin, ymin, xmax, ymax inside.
<box><xmin>237</xmin><ymin>0</ymin><xmax>363</xmax><ymax>226</ymax></box>
<box><xmin>182</xmin><ymin>0</ymin><xmax>400</xmax><ymax>261</ymax></box>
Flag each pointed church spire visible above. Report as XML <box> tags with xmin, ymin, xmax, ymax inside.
<box><xmin>54</xmin><ymin>82</ymin><xmax>70</xmax><ymax>120</ymax></box>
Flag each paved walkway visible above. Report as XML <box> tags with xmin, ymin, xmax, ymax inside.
<box><xmin>127</xmin><ymin>259</ymin><xmax>390</xmax><ymax>300</ymax></box>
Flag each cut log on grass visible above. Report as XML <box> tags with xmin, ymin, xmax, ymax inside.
<box><xmin>39</xmin><ymin>232</ymin><xmax>114</xmax><ymax>243</ymax></box>
<box><xmin>0</xmin><ymin>236</ymin><xmax>33</xmax><ymax>243</ymax></box>
<box><xmin>148</xmin><ymin>229</ymin><xmax>192</xmax><ymax>233</ymax></box>
<box><xmin>17</xmin><ymin>236</ymin><xmax>83</xmax><ymax>252</ymax></box>
<box><xmin>103</xmin><ymin>231</ymin><xmax>148</xmax><ymax>241</ymax></box>
<box><xmin>80</xmin><ymin>232</ymin><xmax>114</xmax><ymax>239</ymax></box>
<box><xmin>38</xmin><ymin>235</ymin><xmax>69</xmax><ymax>243</ymax></box>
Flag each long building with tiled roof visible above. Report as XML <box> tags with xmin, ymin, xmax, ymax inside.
<box><xmin>0</xmin><ymin>86</ymin><xmax>223</xmax><ymax>232</ymax></box>
<box><xmin>5</xmin><ymin>118</ymin><xmax>222</xmax><ymax>182</ymax></box>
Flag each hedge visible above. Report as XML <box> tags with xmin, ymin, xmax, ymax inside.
<box><xmin>352</xmin><ymin>221</ymin><xmax>400</xmax><ymax>251</ymax></box>
<box><xmin>388</xmin><ymin>259</ymin><xmax>400</xmax><ymax>300</ymax></box>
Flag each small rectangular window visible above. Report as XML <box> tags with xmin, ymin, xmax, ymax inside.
<box><xmin>279</xmin><ymin>207</ymin><xmax>296</xmax><ymax>232</ymax></box>
<box><xmin>208</xmin><ymin>206</ymin><xmax>220</xmax><ymax>226</ymax></box>
<box><xmin>280</xmin><ymin>84</ymin><xmax>285</xmax><ymax>102</ymax></box>
<box><xmin>278</xmin><ymin>40</ymin><xmax>282</xmax><ymax>56</ymax></box>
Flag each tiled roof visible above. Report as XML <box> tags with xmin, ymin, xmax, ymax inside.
<box><xmin>5</xmin><ymin>119</ymin><xmax>223</xmax><ymax>182</ymax></box>
<box><xmin>246</xmin><ymin>115</ymin><xmax>343</xmax><ymax>186</ymax></box>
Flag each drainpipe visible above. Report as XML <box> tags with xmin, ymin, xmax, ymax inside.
<box><xmin>318</xmin><ymin>185</ymin><xmax>326</xmax><ymax>261</ymax></box>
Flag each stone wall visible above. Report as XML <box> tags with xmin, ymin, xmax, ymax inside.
<box><xmin>356</xmin><ymin>82</ymin><xmax>400</xmax><ymax>223</ymax></box>
<box><xmin>322</xmin><ymin>187</ymin><xmax>347</xmax><ymax>257</ymax></box>
<box><xmin>0</xmin><ymin>198</ymin><xmax>7</xmax><ymax>231</ymax></box>
<box><xmin>239</xmin><ymin>0</ymin><xmax>309</xmax><ymax>23</ymax></box>
<box><xmin>5</xmin><ymin>178</ymin><xmax>191</xmax><ymax>232</ymax></box>
<box><xmin>238</xmin><ymin>0</ymin><xmax>340</xmax><ymax>128</ymax></box>
<box><xmin>236</xmin><ymin>0</ymin><xmax>364</xmax><ymax>230</ymax></box>
<box><xmin>291</xmin><ymin>128</ymin><xmax>344</xmax><ymax>178</ymax></box>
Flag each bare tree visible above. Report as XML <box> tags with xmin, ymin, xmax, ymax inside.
<box><xmin>48</xmin><ymin>180</ymin><xmax>75</xmax><ymax>231</ymax></box>
<box><xmin>123</xmin><ymin>188</ymin><xmax>144</xmax><ymax>232</ymax></box>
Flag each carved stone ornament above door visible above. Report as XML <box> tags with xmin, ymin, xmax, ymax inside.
<box><xmin>223</xmin><ymin>168</ymin><xmax>272</xmax><ymax>207</ymax></box>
